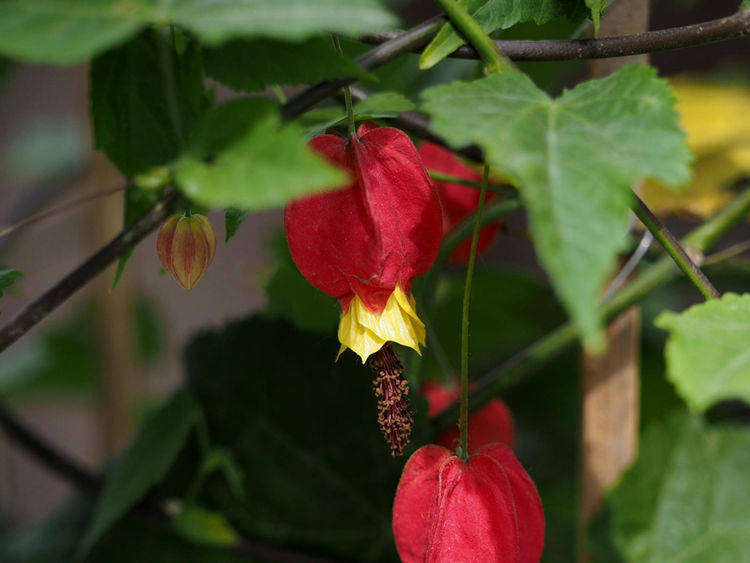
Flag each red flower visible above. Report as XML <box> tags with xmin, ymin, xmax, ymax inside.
<box><xmin>419</xmin><ymin>142</ymin><xmax>500</xmax><ymax>262</ymax></box>
<box><xmin>393</xmin><ymin>444</ymin><xmax>544</xmax><ymax>563</ymax></box>
<box><xmin>285</xmin><ymin>123</ymin><xmax>443</xmax><ymax>362</ymax></box>
<box><xmin>421</xmin><ymin>380</ymin><xmax>514</xmax><ymax>451</ymax></box>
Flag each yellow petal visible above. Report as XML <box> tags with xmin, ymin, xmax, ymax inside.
<box><xmin>337</xmin><ymin>285</ymin><xmax>426</xmax><ymax>363</ymax></box>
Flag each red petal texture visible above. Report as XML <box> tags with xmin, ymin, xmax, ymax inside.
<box><xmin>156</xmin><ymin>214</ymin><xmax>216</xmax><ymax>290</ymax></box>
<box><xmin>285</xmin><ymin>123</ymin><xmax>443</xmax><ymax>312</ymax></box>
<box><xmin>421</xmin><ymin>380</ymin><xmax>514</xmax><ymax>450</ymax></box>
<box><xmin>393</xmin><ymin>444</ymin><xmax>544</xmax><ymax>563</ymax></box>
<box><xmin>418</xmin><ymin>142</ymin><xmax>500</xmax><ymax>262</ymax></box>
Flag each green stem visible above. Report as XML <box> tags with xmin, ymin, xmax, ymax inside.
<box><xmin>458</xmin><ymin>165</ymin><xmax>489</xmax><ymax>460</ymax></box>
<box><xmin>632</xmin><ymin>194</ymin><xmax>720</xmax><ymax>300</ymax></box>
<box><xmin>270</xmin><ymin>85</ymin><xmax>287</xmax><ymax>104</ymax></box>
<box><xmin>331</xmin><ymin>35</ymin><xmax>356</xmax><ymax>136</ymax></box>
<box><xmin>432</xmin><ymin>187</ymin><xmax>750</xmax><ymax>434</ymax></box>
<box><xmin>428</xmin><ymin>170</ymin><xmax>512</xmax><ymax>195</ymax></box>
<box><xmin>434</xmin><ymin>0</ymin><xmax>509</xmax><ymax>73</ymax></box>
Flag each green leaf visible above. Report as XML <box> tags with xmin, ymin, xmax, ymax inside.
<box><xmin>0</xmin><ymin>0</ymin><xmax>397</xmax><ymax>65</ymax></box>
<box><xmin>600</xmin><ymin>413</ymin><xmax>750</xmax><ymax>562</ymax></box>
<box><xmin>185</xmin><ymin>315</ymin><xmax>430</xmax><ymax>560</ymax></box>
<box><xmin>656</xmin><ymin>293</ymin><xmax>750</xmax><ymax>413</ymax></box>
<box><xmin>90</xmin><ymin>31</ymin><xmax>206</xmax><ymax>178</ymax></box>
<box><xmin>175</xmin><ymin>98</ymin><xmax>346</xmax><ymax>210</ymax></box>
<box><xmin>223</xmin><ymin>208</ymin><xmax>247</xmax><ymax>242</ymax></box>
<box><xmin>204</xmin><ymin>37</ymin><xmax>370</xmax><ymax>93</ymax></box>
<box><xmin>421</xmin><ymin>64</ymin><xmax>691</xmax><ymax>344</ymax></box>
<box><xmin>0</xmin><ymin>269</ymin><xmax>22</xmax><ymax>298</ymax></box>
<box><xmin>80</xmin><ymin>391</ymin><xmax>200</xmax><ymax>555</ymax></box>
<box><xmin>171</xmin><ymin>506</ymin><xmax>239</xmax><ymax>548</ymax></box>
<box><xmin>111</xmin><ymin>187</ymin><xmax>163</xmax><ymax>290</ymax></box>
<box><xmin>420</xmin><ymin>0</ymin><xmax>586</xmax><ymax>70</ymax></box>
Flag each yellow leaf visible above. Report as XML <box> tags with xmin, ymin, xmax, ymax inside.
<box><xmin>643</xmin><ymin>79</ymin><xmax>750</xmax><ymax>218</ymax></box>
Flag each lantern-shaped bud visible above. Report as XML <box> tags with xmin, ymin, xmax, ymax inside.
<box><xmin>421</xmin><ymin>380</ymin><xmax>514</xmax><ymax>451</ymax></box>
<box><xmin>156</xmin><ymin>213</ymin><xmax>216</xmax><ymax>290</ymax></box>
<box><xmin>393</xmin><ymin>444</ymin><xmax>545</xmax><ymax>563</ymax></box>
<box><xmin>419</xmin><ymin>142</ymin><xmax>501</xmax><ymax>262</ymax></box>
<box><xmin>285</xmin><ymin>123</ymin><xmax>443</xmax><ymax>363</ymax></box>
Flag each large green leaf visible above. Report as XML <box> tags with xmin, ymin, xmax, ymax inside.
<box><xmin>175</xmin><ymin>98</ymin><xmax>346</xmax><ymax>210</ymax></box>
<box><xmin>599</xmin><ymin>413</ymin><xmax>750</xmax><ymax>562</ymax></box>
<box><xmin>185</xmin><ymin>315</ymin><xmax>430</xmax><ymax>561</ymax></box>
<box><xmin>656</xmin><ymin>293</ymin><xmax>750</xmax><ymax>413</ymax></box>
<box><xmin>90</xmin><ymin>31</ymin><xmax>206</xmax><ymax>178</ymax></box>
<box><xmin>204</xmin><ymin>37</ymin><xmax>370</xmax><ymax>93</ymax></box>
<box><xmin>80</xmin><ymin>391</ymin><xmax>200</xmax><ymax>555</ymax></box>
<box><xmin>0</xmin><ymin>0</ymin><xmax>397</xmax><ymax>65</ymax></box>
<box><xmin>420</xmin><ymin>0</ymin><xmax>586</xmax><ymax>69</ymax></box>
<box><xmin>422</xmin><ymin>64</ymin><xmax>691</xmax><ymax>345</ymax></box>
<box><xmin>417</xmin><ymin>267</ymin><xmax>564</xmax><ymax>381</ymax></box>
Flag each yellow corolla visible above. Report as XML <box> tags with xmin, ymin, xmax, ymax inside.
<box><xmin>337</xmin><ymin>285</ymin><xmax>426</xmax><ymax>363</ymax></box>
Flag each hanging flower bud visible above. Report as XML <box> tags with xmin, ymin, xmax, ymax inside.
<box><xmin>285</xmin><ymin>123</ymin><xmax>443</xmax><ymax>363</ymax></box>
<box><xmin>393</xmin><ymin>444</ymin><xmax>545</xmax><ymax>563</ymax></box>
<box><xmin>421</xmin><ymin>380</ymin><xmax>514</xmax><ymax>451</ymax></box>
<box><xmin>156</xmin><ymin>213</ymin><xmax>216</xmax><ymax>290</ymax></box>
<box><xmin>419</xmin><ymin>142</ymin><xmax>500</xmax><ymax>262</ymax></box>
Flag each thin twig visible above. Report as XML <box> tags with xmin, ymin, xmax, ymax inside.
<box><xmin>632</xmin><ymin>193</ymin><xmax>720</xmax><ymax>299</ymax></box>
<box><xmin>0</xmin><ymin>401</ymin><xmax>101</xmax><ymax>492</ymax></box>
<box><xmin>362</xmin><ymin>9</ymin><xmax>750</xmax><ymax>61</ymax></box>
<box><xmin>281</xmin><ymin>16</ymin><xmax>445</xmax><ymax>119</ymax></box>
<box><xmin>602</xmin><ymin>230</ymin><xmax>653</xmax><ymax>299</ymax></box>
<box><xmin>0</xmin><ymin>185</ymin><xmax>127</xmax><ymax>239</ymax></box>
<box><xmin>704</xmin><ymin>239</ymin><xmax>750</xmax><ymax>265</ymax></box>
<box><xmin>0</xmin><ymin>188</ymin><xmax>178</xmax><ymax>354</ymax></box>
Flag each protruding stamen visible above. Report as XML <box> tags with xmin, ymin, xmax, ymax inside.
<box><xmin>369</xmin><ymin>343</ymin><xmax>413</xmax><ymax>456</ymax></box>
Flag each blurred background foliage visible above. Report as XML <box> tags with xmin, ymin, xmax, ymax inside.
<box><xmin>0</xmin><ymin>0</ymin><xmax>748</xmax><ymax>561</ymax></box>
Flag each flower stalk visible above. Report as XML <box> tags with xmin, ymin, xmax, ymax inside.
<box><xmin>433</xmin><ymin>0</ymin><xmax>510</xmax><ymax>73</ymax></box>
<box><xmin>458</xmin><ymin>164</ymin><xmax>489</xmax><ymax>460</ymax></box>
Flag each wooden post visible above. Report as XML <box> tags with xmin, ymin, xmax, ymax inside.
<box><xmin>579</xmin><ymin>0</ymin><xmax>650</xmax><ymax>556</ymax></box>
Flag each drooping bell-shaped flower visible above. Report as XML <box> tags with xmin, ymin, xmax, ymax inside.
<box><xmin>421</xmin><ymin>380</ymin><xmax>514</xmax><ymax>451</ymax></box>
<box><xmin>393</xmin><ymin>444</ymin><xmax>545</xmax><ymax>563</ymax></box>
<box><xmin>419</xmin><ymin>142</ymin><xmax>500</xmax><ymax>262</ymax></box>
<box><xmin>285</xmin><ymin>123</ymin><xmax>443</xmax><ymax>363</ymax></box>
<box><xmin>157</xmin><ymin>213</ymin><xmax>216</xmax><ymax>290</ymax></box>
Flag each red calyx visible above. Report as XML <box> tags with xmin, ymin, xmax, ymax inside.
<box><xmin>393</xmin><ymin>444</ymin><xmax>545</xmax><ymax>563</ymax></box>
<box><xmin>421</xmin><ymin>380</ymin><xmax>514</xmax><ymax>451</ymax></box>
<box><xmin>284</xmin><ymin>123</ymin><xmax>443</xmax><ymax>313</ymax></box>
<box><xmin>418</xmin><ymin>142</ymin><xmax>501</xmax><ymax>263</ymax></box>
